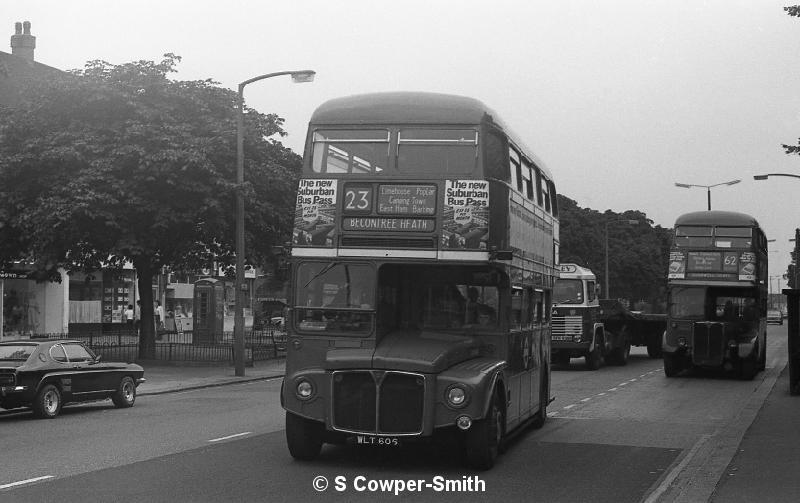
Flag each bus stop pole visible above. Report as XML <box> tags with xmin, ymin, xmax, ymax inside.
<box><xmin>783</xmin><ymin>288</ymin><xmax>800</xmax><ymax>395</ymax></box>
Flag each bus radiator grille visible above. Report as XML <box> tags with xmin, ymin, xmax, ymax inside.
<box><xmin>332</xmin><ymin>370</ymin><xmax>425</xmax><ymax>434</ymax></box>
<box><xmin>692</xmin><ymin>322</ymin><xmax>725</xmax><ymax>366</ymax></box>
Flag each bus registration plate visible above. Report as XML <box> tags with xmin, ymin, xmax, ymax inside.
<box><xmin>356</xmin><ymin>435</ymin><xmax>401</xmax><ymax>447</ymax></box>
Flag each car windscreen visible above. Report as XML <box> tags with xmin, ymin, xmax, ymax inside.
<box><xmin>0</xmin><ymin>345</ymin><xmax>36</xmax><ymax>361</ymax></box>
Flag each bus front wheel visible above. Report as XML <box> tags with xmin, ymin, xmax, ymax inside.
<box><xmin>465</xmin><ymin>396</ymin><xmax>503</xmax><ymax>470</ymax></box>
<box><xmin>663</xmin><ymin>353</ymin><xmax>683</xmax><ymax>377</ymax></box>
<box><xmin>286</xmin><ymin>412</ymin><xmax>324</xmax><ymax>461</ymax></box>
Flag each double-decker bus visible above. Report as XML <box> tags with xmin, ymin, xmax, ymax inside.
<box><xmin>663</xmin><ymin>210</ymin><xmax>768</xmax><ymax>379</ymax></box>
<box><xmin>281</xmin><ymin>92</ymin><xmax>559</xmax><ymax>469</ymax></box>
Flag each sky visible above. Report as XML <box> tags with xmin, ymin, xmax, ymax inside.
<box><xmin>5</xmin><ymin>0</ymin><xmax>800</xmax><ymax>290</ymax></box>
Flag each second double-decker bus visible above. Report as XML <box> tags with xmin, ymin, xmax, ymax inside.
<box><xmin>281</xmin><ymin>92</ymin><xmax>559</xmax><ymax>469</ymax></box>
<box><xmin>663</xmin><ymin>210</ymin><xmax>768</xmax><ymax>379</ymax></box>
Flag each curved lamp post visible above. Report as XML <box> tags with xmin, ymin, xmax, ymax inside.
<box><xmin>754</xmin><ymin>173</ymin><xmax>800</xmax><ymax>181</ymax></box>
<box><xmin>674</xmin><ymin>179</ymin><xmax>741</xmax><ymax>211</ymax></box>
<box><xmin>234</xmin><ymin>70</ymin><xmax>315</xmax><ymax>376</ymax></box>
<box><xmin>604</xmin><ymin>219</ymin><xmax>641</xmax><ymax>299</ymax></box>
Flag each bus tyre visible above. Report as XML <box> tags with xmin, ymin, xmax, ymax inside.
<box><xmin>285</xmin><ymin>412</ymin><xmax>324</xmax><ymax>461</ymax></box>
<box><xmin>465</xmin><ymin>396</ymin><xmax>503</xmax><ymax>470</ymax></box>
<box><xmin>530</xmin><ymin>369</ymin><xmax>549</xmax><ymax>429</ymax></box>
<box><xmin>663</xmin><ymin>353</ymin><xmax>682</xmax><ymax>377</ymax></box>
<box><xmin>758</xmin><ymin>336</ymin><xmax>767</xmax><ymax>371</ymax></box>
<box><xmin>739</xmin><ymin>357</ymin><xmax>757</xmax><ymax>381</ymax></box>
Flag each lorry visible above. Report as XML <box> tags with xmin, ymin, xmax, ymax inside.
<box><xmin>551</xmin><ymin>264</ymin><xmax>667</xmax><ymax>370</ymax></box>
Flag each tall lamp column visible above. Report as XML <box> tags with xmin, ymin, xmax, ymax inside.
<box><xmin>235</xmin><ymin>70</ymin><xmax>315</xmax><ymax>376</ymax></box>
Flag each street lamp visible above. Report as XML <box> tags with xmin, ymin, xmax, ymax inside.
<box><xmin>674</xmin><ymin>179</ymin><xmax>741</xmax><ymax>210</ymax></box>
<box><xmin>604</xmin><ymin>218</ymin><xmax>640</xmax><ymax>299</ymax></box>
<box><xmin>234</xmin><ymin>70</ymin><xmax>315</xmax><ymax>377</ymax></box>
<box><xmin>754</xmin><ymin>173</ymin><xmax>800</xmax><ymax>181</ymax></box>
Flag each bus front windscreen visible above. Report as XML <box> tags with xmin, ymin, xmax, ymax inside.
<box><xmin>669</xmin><ymin>286</ymin><xmax>706</xmax><ymax>319</ymax></box>
<box><xmin>553</xmin><ymin>279</ymin><xmax>583</xmax><ymax>304</ymax></box>
<box><xmin>295</xmin><ymin>262</ymin><xmax>375</xmax><ymax>334</ymax></box>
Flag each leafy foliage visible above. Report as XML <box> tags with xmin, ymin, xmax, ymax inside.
<box><xmin>0</xmin><ymin>54</ymin><xmax>302</xmax><ymax>356</ymax></box>
<box><xmin>557</xmin><ymin>195</ymin><xmax>672</xmax><ymax>311</ymax></box>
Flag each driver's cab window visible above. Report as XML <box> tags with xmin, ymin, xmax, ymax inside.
<box><xmin>587</xmin><ymin>281</ymin><xmax>596</xmax><ymax>302</ymax></box>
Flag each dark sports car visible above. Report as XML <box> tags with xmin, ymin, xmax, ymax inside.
<box><xmin>0</xmin><ymin>339</ymin><xmax>145</xmax><ymax>418</ymax></box>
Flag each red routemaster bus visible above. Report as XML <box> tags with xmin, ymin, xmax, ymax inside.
<box><xmin>663</xmin><ymin>210</ymin><xmax>768</xmax><ymax>379</ymax></box>
<box><xmin>281</xmin><ymin>92</ymin><xmax>559</xmax><ymax>469</ymax></box>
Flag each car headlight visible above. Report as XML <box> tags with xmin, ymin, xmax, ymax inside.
<box><xmin>295</xmin><ymin>379</ymin><xmax>314</xmax><ymax>399</ymax></box>
<box><xmin>446</xmin><ymin>385</ymin><xmax>468</xmax><ymax>408</ymax></box>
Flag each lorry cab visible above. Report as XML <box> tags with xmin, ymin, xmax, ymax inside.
<box><xmin>550</xmin><ymin>264</ymin><xmax>609</xmax><ymax>369</ymax></box>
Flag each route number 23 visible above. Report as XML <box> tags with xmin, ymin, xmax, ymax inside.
<box><xmin>344</xmin><ymin>187</ymin><xmax>372</xmax><ymax>212</ymax></box>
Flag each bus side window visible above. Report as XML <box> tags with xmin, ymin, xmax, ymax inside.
<box><xmin>509</xmin><ymin>147</ymin><xmax>522</xmax><ymax>192</ymax></box>
<box><xmin>533</xmin><ymin>291</ymin><xmax>545</xmax><ymax>325</ymax></box>
<box><xmin>522</xmin><ymin>159</ymin><xmax>534</xmax><ymax>200</ymax></box>
<box><xmin>587</xmin><ymin>281</ymin><xmax>596</xmax><ymax>302</ymax></box>
<box><xmin>511</xmin><ymin>288</ymin><xmax>523</xmax><ymax>330</ymax></box>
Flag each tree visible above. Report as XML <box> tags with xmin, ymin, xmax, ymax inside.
<box><xmin>0</xmin><ymin>54</ymin><xmax>302</xmax><ymax>357</ymax></box>
<box><xmin>556</xmin><ymin>194</ymin><xmax>672</xmax><ymax>310</ymax></box>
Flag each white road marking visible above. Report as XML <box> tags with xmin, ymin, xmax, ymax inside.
<box><xmin>580</xmin><ymin>397</ymin><xmax>591</xmax><ymax>402</ymax></box>
<box><xmin>563</xmin><ymin>404</ymin><xmax>577</xmax><ymax>410</ymax></box>
<box><xmin>0</xmin><ymin>476</ymin><xmax>54</xmax><ymax>490</ymax></box>
<box><xmin>608</xmin><ymin>387</ymin><xmax>618</xmax><ymax>391</ymax></box>
<box><xmin>597</xmin><ymin>392</ymin><xmax>606</xmax><ymax>396</ymax></box>
<box><xmin>208</xmin><ymin>432</ymin><xmax>252</xmax><ymax>443</ymax></box>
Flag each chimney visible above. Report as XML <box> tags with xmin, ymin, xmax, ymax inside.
<box><xmin>10</xmin><ymin>21</ymin><xmax>36</xmax><ymax>62</ymax></box>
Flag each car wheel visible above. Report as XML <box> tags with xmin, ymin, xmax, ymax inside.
<box><xmin>32</xmin><ymin>384</ymin><xmax>62</xmax><ymax>419</ymax></box>
<box><xmin>465</xmin><ymin>394</ymin><xmax>503</xmax><ymax>470</ymax></box>
<box><xmin>285</xmin><ymin>412</ymin><xmax>324</xmax><ymax>461</ymax></box>
<box><xmin>112</xmin><ymin>376</ymin><xmax>137</xmax><ymax>408</ymax></box>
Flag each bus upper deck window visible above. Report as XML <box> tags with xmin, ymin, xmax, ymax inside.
<box><xmin>311</xmin><ymin>129</ymin><xmax>389</xmax><ymax>174</ymax></box>
<box><xmin>674</xmin><ymin>226</ymin><xmax>713</xmax><ymax>247</ymax></box>
<box><xmin>397</xmin><ymin>129</ymin><xmax>478</xmax><ymax>175</ymax></box>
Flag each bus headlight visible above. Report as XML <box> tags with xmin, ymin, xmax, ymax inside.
<box><xmin>446</xmin><ymin>385</ymin><xmax>468</xmax><ymax>407</ymax></box>
<box><xmin>296</xmin><ymin>379</ymin><xmax>314</xmax><ymax>399</ymax></box>
<box><xmin>573</xmin><ymin>334</ymin><xmax>582</xmax><ymax>343</ymax></box>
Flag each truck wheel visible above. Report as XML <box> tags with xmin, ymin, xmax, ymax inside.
<box><xmin>554</xmin><ymin>353</ymin><xmax>570</xmax><ymax>367</ymax></box>
<box><xmin>607</xmin><ymin>340</ymin><xmax>631</xmax><ymax>366</ymax></box>
<box><xmin>585</xmin><ymin>341</ymin><xmax>603</xmax><ymax>370</ymax></box>
<box><xmin>285</xmin><ymin>412</ymin><xmax>324</xmax><ymax>461</ymax></box>
<box><xmin>32</xmin><ymin>384</ymin><xmax>62</xmax><ymax>419</ymax></box>
<box><xmin>663</xmin><ymin>353</ymin><xmax>683</xmax><ymax>377</ymax></box>
<box><xmin>465</xmin><ymin>396</ymin><xmax>503</xmax><ymax>470</ymax></box>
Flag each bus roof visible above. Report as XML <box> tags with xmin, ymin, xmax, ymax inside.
<box><xmin>674</xmin><ymin>210</ymin><xmax>760</xmax><ymax>228</ymax></box>
<box><xmin>309</xmin><ymin>91</ymin><xmax>554</xmax><ymax>180</ymax></box>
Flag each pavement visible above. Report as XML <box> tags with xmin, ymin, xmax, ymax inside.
<box><xmin>136</xmin><ymin>358</ymin><xmax>286</xmax><ymax>396</ymax></box>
